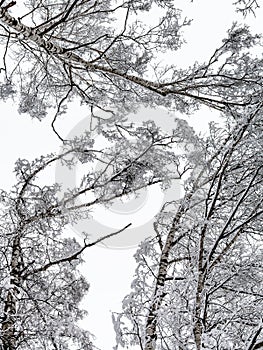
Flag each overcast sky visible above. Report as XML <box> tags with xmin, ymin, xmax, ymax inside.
<box><xmin>0</xmin><ymin>1</ymin><xmax>263</xmax><ymax>349</ymax></box>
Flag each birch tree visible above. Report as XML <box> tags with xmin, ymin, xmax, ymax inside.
<box><xmin>0</xmin><ymin>122</ymin><xmax>190</xmax><ymax>350</ymax></box>
<box><xmin>0</xmin><ymin>0</ymin><xmax>263</xmax><ymax>139</ymax></box>
<box><xmin>113</xmin><ymin>104</ymin><xmax>263</xmax><ymax>350</ymax></box>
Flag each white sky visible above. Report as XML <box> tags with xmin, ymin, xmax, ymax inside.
<box><xmin>0</xmin><ymin>1</ymin><xmax>262</xmax><ymax>349</ymax></box>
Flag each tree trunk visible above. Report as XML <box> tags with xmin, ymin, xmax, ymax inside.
<box><xmin>144</xmin><ymin>199</ymin><xmax>191</xmax><ymax>350</ymax></box>
<box><xmin>1</xmin><ymin>235</ymin><xmax>22</xmax><ymax>350</ymax></box>
<box><xmin>193</xmin><ymin>230</ymin><xmax>205</xmax><ymax>350</ymax></box>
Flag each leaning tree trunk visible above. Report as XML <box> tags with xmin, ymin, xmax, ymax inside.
<box><xmin>144</xmin><ymin>197</ymin><xmax>192</xmax><ymax>350</ymax></box>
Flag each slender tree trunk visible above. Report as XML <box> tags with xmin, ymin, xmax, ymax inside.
<box><xmin>193</xmin><ymin>226</ymin><xmax>206</xmax><ymax>350</ymax></box>
<box><xmin>1</xmin><ymin>235</ymin><xmax>22</xmax><ymax>350</ymax></box>
<box><xmin>2</xmin><ymin>291</ymin><xmax>17</xmax><ymax>350</ymax></box>
<box><xmin>144</xmin><ymin>198</ymin><xmax>191</xmax><ymax>350</ymax></box>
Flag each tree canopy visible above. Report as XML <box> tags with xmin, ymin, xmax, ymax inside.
<box><xmin>0</xmin><ymin>0</ymin><xmax>262</xmax><ymax>135</ymax></box>
<box><xmin>0</xmin><ymin>1</ymin><xmax>262</xmax><ymax>350</ymax></box>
